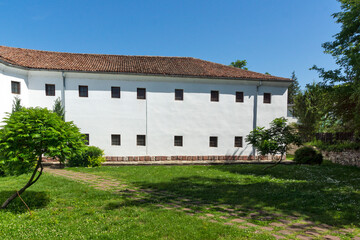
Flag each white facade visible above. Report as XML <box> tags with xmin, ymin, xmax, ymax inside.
<box><xmin>0</xmin><ymin>62</ymin><xmax>290</xmax><ymax>157</ymax></box>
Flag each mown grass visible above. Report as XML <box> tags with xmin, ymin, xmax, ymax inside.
<box><xmin>0</xmin><ymin>171</ymin><xmax>255</xmax><ymax>239</ymax></box>
<box><xmin>1</xmin><ymin>161</ymin><xmax>360</xmax><ymax>239</ymax></box>
<box><xmin>71</xmin><ymin>161</ymin><xmax>360</xmax><ymax>228</ymax></box>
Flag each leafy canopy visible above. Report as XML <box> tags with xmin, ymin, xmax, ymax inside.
<box><xmin>293</xmin><ymin>83</ymin><xmax>329</xmax><ymax>140</ymax></box>
<box><xmin>246</xmin><ymin>117</ymin><xmax>301</xmax><ymax>159</ymax></box>
<box><xmin>0</xmin><ymin>107</ymin><xmax>85</xmax><ymax>175</ymax></box>
<box><xmin>230</xmin><ymin>59</ymin><xmax>248</xmax><ymax>70</ymax></box>
<box><xmin>311</xmin><ymin>0</ymin><xmax>360</xmax><ymax>134</ymax></box>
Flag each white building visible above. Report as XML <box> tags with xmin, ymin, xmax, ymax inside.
<box><xmin>0</xmin><ymin>46</ymin><xmax>292</xmax><ymax>162</ymax></box>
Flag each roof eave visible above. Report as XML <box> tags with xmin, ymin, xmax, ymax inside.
<box><xmin>0</xmin><ymin>59</ymin><xmax>292</xmax><ymax>82</ymax></box>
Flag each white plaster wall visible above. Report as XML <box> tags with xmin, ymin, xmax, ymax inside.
<box><xmin>0</xmin><ymin>63</ymin><xmax>290</xmax><ymax>157</ymax></box>
<box><xmin>146</xmin><ymin>80</ymin><xmax>255</xmax><ymax>156</ymax></box>
<box><xmin>0</xmin><ymin>66</ymin><xmax>29</xmax><ymax>124</ymax></box>
<box><xmin>257</xmin><ymin>84</ymin><xmax>288</xmax><ymax>128</ymax></box>
<box><xmin>27</xmin><ymin>71</ymin><xmax>63</xmax><ymax>110</ymax></box>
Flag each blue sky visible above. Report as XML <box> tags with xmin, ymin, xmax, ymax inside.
<box><xmin>0</xmin><ymin>0</ymin><xmax>341</xmax><ymax>87</ymax></box>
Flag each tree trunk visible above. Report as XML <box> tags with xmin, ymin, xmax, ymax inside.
<box><xmin>0</xmin><ymin>157</ymin><xmax>43</xmax><ymax>209</ymax></box>
<box><xmin>263</xmin><ymin>153</ymin><xmax>284</xmax><ymax>171</ymax></box>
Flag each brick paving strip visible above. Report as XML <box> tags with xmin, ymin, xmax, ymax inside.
<box><xmin>44</xmin><ymin>168</ymin><xmax>358</xmax><ymax>239</ymax></box>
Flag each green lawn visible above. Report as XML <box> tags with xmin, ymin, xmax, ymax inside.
<box><xmin>1</xmin><ymin>161</ymin><xmax>360</xmax><ymax>239</ymax></box>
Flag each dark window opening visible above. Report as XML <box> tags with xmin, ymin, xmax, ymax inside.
<box><xmin>264</xmin><ymin>93</ymin><xmax>271</xmax><ymax>104</ymax></box>
<box><xmin>211</xmin><ymin>91</ymin><xmax>219</xmax><ymax>102</ymax></box>
<box><xmin>235</xmin><ymin>136</ymin><xmax>243</xmax><ymax>147</ymax></box>
<box><xmin>209</xmin><ymin>136</ymin><xmax>218</xmax><ymax>147</ymax></box>
<box><xmin>11</xmin><ymin>81</ymin><xmax>20</xmax><ymax>94</ymax></box>
<box><xmin>137</xmin><ymin>88</ymin><xmax>146</xmax><ymax>99</ymax></box>
<box><xmin>174</xmin><ymin>136</ymin><xmax>183</xmax><ymax>146</ymax></box>
<box><xmin>45</xmin><ymin>84</ymin><xmax>55</xmax><ymax>96</ymax></box>
<box><xmin>137</xmin><ymin>135</ymin><xmax>146</xmax><ymax>146</ymax></box>
<box><xmin>111</xmin><ymin>87</ymin><xmax>121</xmax><ymax>98</ymax></box>
<box><xmin>111</xmin><ymin>134</ymin><xmax>121</xmax><ymax>146</ymax></box>
<box><xmin>236</xmin><ymin>91</ymin><xmax>244</xmax><ymax>102</ymax></box>
<box><xmin>79</xmin><ymin>85</ymin><xmax>88</xmax><ymax>97</ymax></box>
<box><xmin>175</xmin><ymin>89</ymin><xmax>184</xmax><ymax>101</ymax></box>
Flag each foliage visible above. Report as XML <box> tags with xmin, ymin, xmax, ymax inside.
<box><xmin>53</xmin><ymin>97</ymin><xmax>65</xmax><ymax>120</ymax></box>
<box><xmin>0</xmin><ymin>107</ymin><xmax>85</xmax><ymax>209</ymax></box>
<box><xmin>311</xmin><ymin>0</ymin><xmax>360</xmax><ymax>135</ymax></box>
<box><xmin>293</xmin><ymin>83</ymin><xmax>328</xmax><ymax>141</ymax></box>
<box><xmin>0</xmin><ymin>108</ymin><xmax>85</xmax><ymax>175</ymax></box>
<box><xmin>67</xmin><ymin>146</ymin><xmax>105</xmax><ymax>167</ymax></box>
<box><xmin>287</xmin><ymin>71</ymin><xmax>300</xmax><ymax>104</ymax></box>
<box><xmin>308</xmin><ymin>140</ymin><xmax>360</xmax><ymax>152</ymax></box>
<box><xmin>230</xmin><ymin>59</ymin><xmax>248</xmax><ymax>70</ymax></box>
<box><xmin>11</xmin><ymin>96</ymin><xmax>23</xmax><ymax>113</ymax></box>
<box><xmin>246</xmin><ymin>117</ymin><xmax>301</xmax><ymax>164</ymax></box>
<box><xmin>294</xmin><ymin>146</ymin><xmax>323</xmax><ymax>165</ymax></box>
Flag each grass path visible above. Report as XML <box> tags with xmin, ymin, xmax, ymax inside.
<box><xmin>45</xmin><ymin>167</ymin><xmax>359</xmax><ymax>240</ymax></box>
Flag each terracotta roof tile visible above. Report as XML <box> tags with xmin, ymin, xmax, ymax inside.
<box><xmin>0</xmin><ymin>46</ymin><xmax>290</xmax><ymax>81</ymax></box>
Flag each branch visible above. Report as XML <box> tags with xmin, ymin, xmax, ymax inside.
<box><xmin>263</xmin><ymin>153</ymin><xmax>284</xmax><ymax>171</ymax></box>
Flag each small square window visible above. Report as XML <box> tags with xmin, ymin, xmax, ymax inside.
<box><xmin>236</xmin><ymin>91</ymin><xmax>244</xmax><ymax>102</ymax></box>
<box><xmin>137</xmin><ymin>88</ymin><xmax>146</xmax><ymax>99</ymax></box>
<box><xmin>111</xmin><ymin>87</ymin><xmax>121</xmax><ymax>98</ymax></box>
<box><xmin>235</xmin><ymin>136</ymin><xmax>243</xmax><ymax>147</ymax></box>
<box><xmin>264</xmin><ymin>93</ymin><xmax>271</xmax><ymax>104</ymax></box>
<box><xmin>174</xmin><ymin>136</ymin><xmax>183</xmax><ymax>146</ymax></box>
<box><xmin>111</xmin><ymin>134</ymin><xmax>121</xmax><ymax>146</ymax></box>
<box><xmin>79</xmin><ymin>85</ymin><xmax>88</xmax><ymax>97</ymax></box>
<box><xmin>175</xmin><ymin>89</ymin><xmax>183</xmax><ymax>101</ymax></box>
<box><xmin>84</xmin><ymin>134</ymin><xmax>89</xmax><ymax>145</ymax></box>
<box><xmin>209</xmin><ymin>136</ymin><xmax>218</xmax><ymax>147</ymax></box>
<box><xmin>45</xmin><ymin>84</ymin><xmax>55</xmax><ymax>96</ymax></box>
<box><xmin>11</xmin><ymin>81</ymin><xmax>20</xmax><ymax>94</ymax></box>
<box><xmin>137</xmin><ymin>135</ymin><xmax>146</xmax><ymax>146</ymax></box>
<box><xmin>211</xmin><ymin>91</ymin><xmax>219</xmax><ymax>102</ymax></box>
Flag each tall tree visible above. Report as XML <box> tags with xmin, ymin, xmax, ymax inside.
<box><xmin>287</xmin><ymin>71</ymin><xmax>300</xmax><ymax>104</ymax></box>
<box><xmin>230</xmin><ymin>60</ymin><xmax>248</xmax><ymax>70</ymax></box>
<box><xmin>312</xmin><ymin>0</ymin><xmax>360</xmax><ymax>134</ymax></box>
<box><xmin>293</xmin><ymin>83</ymin><xmax>328</xmax><ymax>141</ymax></box>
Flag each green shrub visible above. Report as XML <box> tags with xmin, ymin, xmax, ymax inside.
<box><xmin>294</xmin><ymin>146</ymin><xmax>323</xmax><ymax>165</ymax></box>
<box><xmin>308</xmin><ymin>140</ymin><xmax>360</xmax><ymax>152</ymax></box>
<box><xmin>68</xmin><ymin>146</ymin><xmax>106</xmax><ymax>167</ymax></box>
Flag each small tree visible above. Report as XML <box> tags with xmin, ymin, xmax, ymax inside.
<box><xmin>0</xmin><ymin>107</ymin><xmax>85</xmax><ymax>209</ymax></box>
<box><xmin>246</xmin><ymin>117</ymin><xmax>301</xmax><ymax>169</ymax></box>
<box><xmin>53</xmin><ymin>97</ymin><xmax>65</xmax><ymax>120</ymax></box>
<box><xmin>230</xmin><ymin>59</ymin><xmax>248</xmax><ymax>70</ymax></box>
<box><xmin>12</xmin><ymin>96</ymin><xmax>23</xmax><ymax>113</ymax></box>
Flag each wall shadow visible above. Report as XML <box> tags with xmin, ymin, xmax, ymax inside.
<box><xmin>0</xmin><ymin>191</ymin><xmax>50</xmax><ymax>213</ymax></box>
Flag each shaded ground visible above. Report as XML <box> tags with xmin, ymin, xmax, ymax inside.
<box><xmin>46</xmin><ymin>164</ymin><xmax>360</xmax><ymax>240</ymax></box>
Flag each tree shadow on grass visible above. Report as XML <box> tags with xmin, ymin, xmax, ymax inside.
<box><xmin>105</xmin><ymin>175</ymin><xmax>360</xmax><ymax>228</ymax></box>
<box><xmin>0</xmin><ymin>191</ymin><xmax>50</xmax><ymax>213</ymax></box>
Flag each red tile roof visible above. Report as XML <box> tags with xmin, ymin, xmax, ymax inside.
<box><xmin>0</xmin><ymin>46</ymin><xmax>290</xmax><ymax>81</ymax></box>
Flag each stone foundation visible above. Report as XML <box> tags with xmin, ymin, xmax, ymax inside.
<box><xmin>42</xmin><ymin>155</ymin><xmax>286</xmax><ymax>165</ymax></box>
<box><xmin>104</xmin><ymin>155</ymin><xmax>285</xmax><ymax>162</ymax></box>
<box><xmin>322</xmin><ymin>150</ymin><xmax>360</xmax><ymax>168</ymax></box>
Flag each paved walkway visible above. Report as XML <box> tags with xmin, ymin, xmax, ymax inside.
<box><xmin>45</xmin><ymin>168</ymin><xmax>358</xmax><ymax>240</ymax></box>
